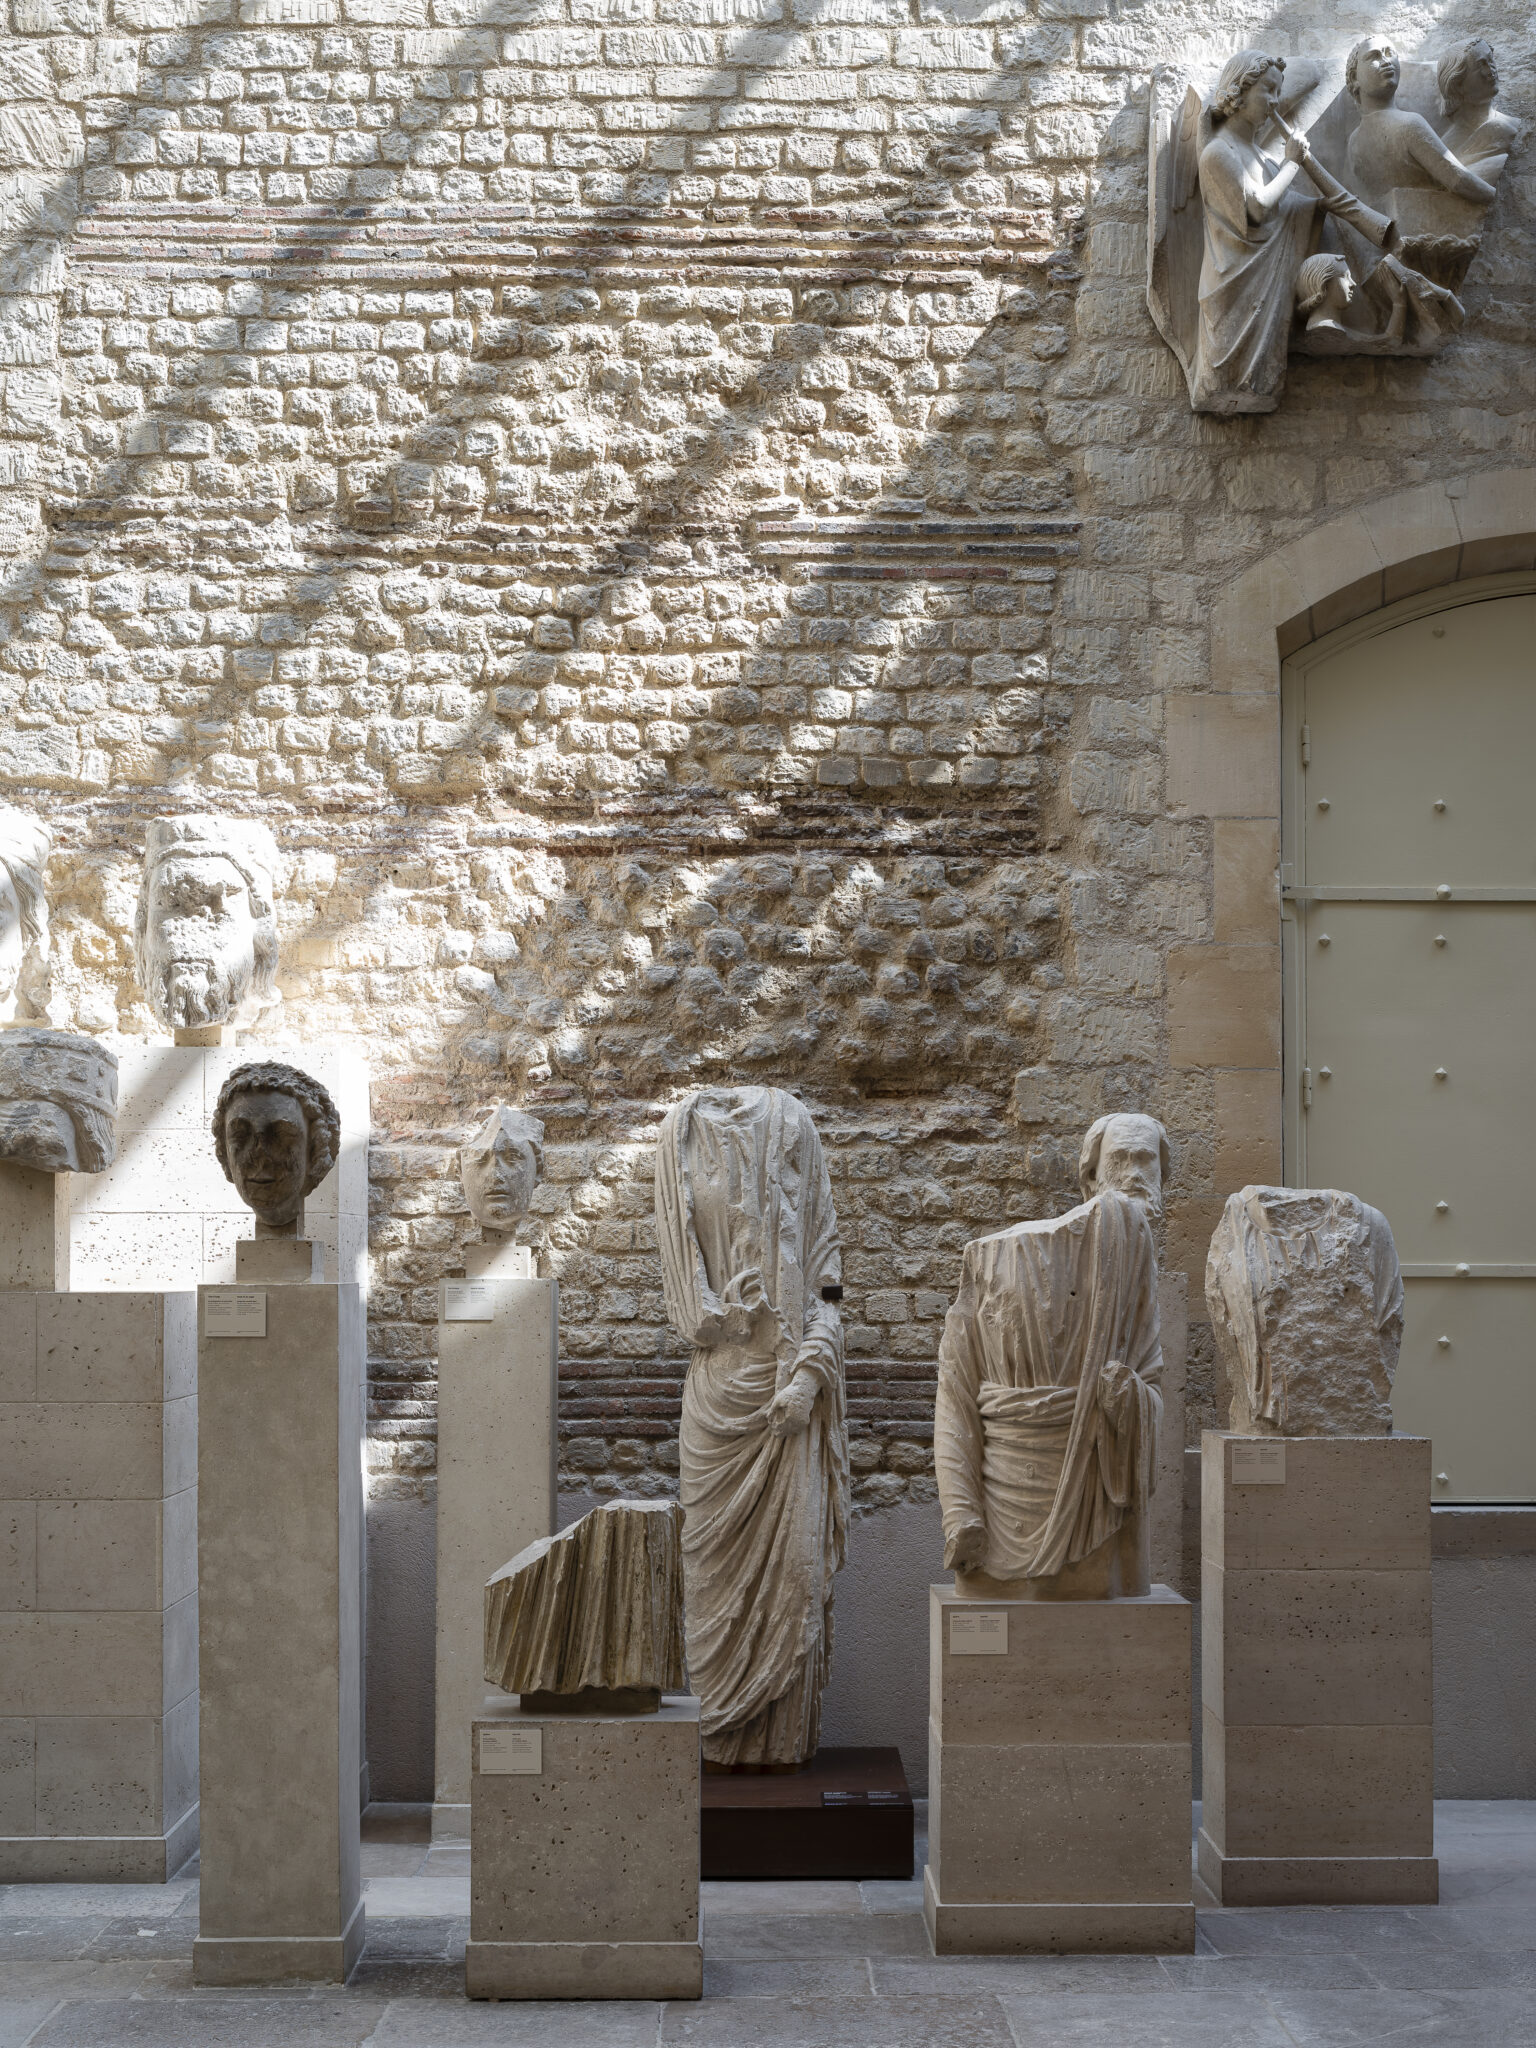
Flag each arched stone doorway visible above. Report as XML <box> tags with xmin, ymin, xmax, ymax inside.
<box><xmin>1281</xmin><ymin>579</ymin><xmax>1536</xmax><ymax>1501</ymax></box>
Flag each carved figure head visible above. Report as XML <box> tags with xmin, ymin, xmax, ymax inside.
<box><xmin>212</xmin><ymin>1060</ymin><xmax>339</xmax><ymax>1229</ymax></box>
<box><xmin>1079</xmin><ymin>1113</ymin><xmax>1170</xmax><ymax>1217</ymax></box>
<box><xmin>0</xmin><ymin>1029</ymin><xmax>117</xmax><ymax>1175</ymax></box>
<box><xmin>1209</xmin><ymin>49</ymin><xmax>1285</xmax><ymax>127</ymax></box>
<box><xmin>460</xmin><ymin>1104</ymin><xmax>544</xmax><ymax>1234</ymax></box>
<box><xmin>1346</xmin><ymin>38</ymin><xmax>1400</xmax><ymax>105</ymax></box>
<box><xmin>1296</xmin><ymin>253</ymin><xmax>1356</xmax><ymax>329</ymax></box>
<box><xmin>1438</xmin><ymin>38</ymin><xmax>1498</xmax><ymax>117</ymax></box>
<box><xmin>133</xmin><ymin>816</ymin><xmax>280</xmax><ymax>1033</ymax></box>
<box><xmin>0</xmin><ymin>804</ymin><xmax>50</xmax><ymax>1024</ymax></box>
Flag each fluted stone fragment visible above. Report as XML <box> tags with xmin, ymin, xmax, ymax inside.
<box><xmin>484</xmin><ymin>1499</ymin><xmax>685</xmax><ymax>1713</ymax></box>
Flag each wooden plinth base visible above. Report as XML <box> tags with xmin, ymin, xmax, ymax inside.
<box><xmin>701</xmin><ymin>1746</ymin><xmax>912</xmax><ymax>1879</ymax></box>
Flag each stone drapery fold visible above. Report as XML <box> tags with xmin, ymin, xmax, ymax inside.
<box><xmin>935</xmin><ymin>1189</ymin><xmax>1162</xmax><ymax>1582</ymax></box>
<box><xmin>656</xmin><ymin>1087</ymin><xmax>848</xmax><ymax>1766</ymax></box>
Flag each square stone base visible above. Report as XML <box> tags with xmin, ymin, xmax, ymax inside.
<box><xmin>923</xmin><ymin>1867</ymin><xmax>1195</xmax><ymax>1954</ymax></box>
<box><xmin>1197</xmin><ymin>1828</ymin><xmax>1439</xmax><ymax>1906</ymax></box>
<box><xmin>470</xmin><ymin>1694</ymin><xmax>701</xmax><ymax>2001</ymax></box>
<box><xmin>926</xmin><ymin>1585</ymin><xmax>1193</xmax><ymax>1956</ymax></box>
<box><xmin>465</xmin><ymin>1939</ymin><xmax>703</xmax><ymax>2000</ymax></box>
<box><xmin>193</xmin><ymin>1901</ymin><xmax>366</xmax><ymax>1986</ymax></box>
<box><xmin>430</xmin><ymin>1802</ymin><xmax>469</xmax><ymax>1843</ymax></box>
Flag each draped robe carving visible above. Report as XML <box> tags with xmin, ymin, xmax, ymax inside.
<box><xmin>655</xmin><ymin>1086</ymin><xmax>848</xmax><ymax>1767</ymax></box>
<box><xmin>935</xmin><ymin>1189</ymin><xmax>1163</xmax><ymax>1598</ymax></box>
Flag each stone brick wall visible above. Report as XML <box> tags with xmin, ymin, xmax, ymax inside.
<box><xmin>3</xmin><ymin>0</ymin><xmax>1533</xmax><ymax>1514</ymax></box>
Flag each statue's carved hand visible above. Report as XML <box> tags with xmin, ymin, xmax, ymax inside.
<box><xmin>944</xmin><ymin>1521</ymin><xmax>988</xmax><ymax>1572</ymax></box>
<box><xmin>766</xmin><ymin>1370</ymin><xmax>817</xmax><ymax>1439</ymax></box>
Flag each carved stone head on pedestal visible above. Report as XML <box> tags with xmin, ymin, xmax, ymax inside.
<box><xmin>0</xmin><ymin>1029</ymin><xmax>117</xmax><ymax>1174</ymax></box>
<box><xmin>460</xmin><ymin>1104</ymin><xmax>544</xmax><ymax>1235</ymax></box>
<box><xmin>134</xmin><ymin>816</ymin><xmax>280</xmax><ymax>1034</ymax></box>
<box><xmin>0</xmin><ymin>805</ymin><xmax>50</xmax><ymax>1025</ymax></box>
<box><xmin>1079</xmin><ymin>1112</ymin><xmax>1170</xmax><ymax>1217</ymax></box>
<box><xmin>212</xmin><ymin>1060</ymin><xmax>339</xmax><ymax>1232</ymax></box>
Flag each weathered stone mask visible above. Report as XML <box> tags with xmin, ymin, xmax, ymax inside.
<box><xmin>1079</xmin><ymin>1112</ymin><xmax>1169</xmax><ymax>1217</ymax></box>
<box><xmin>460</xmin><ymin>1105</ymin><xmax>544</xmax><ymax>1234</ymax></box>
<box><xmin>0</xmin><ymin>803</ymin><xmax>50</xmax><ymax>1025</ymax></box>
<box><xmin>134</xmin><ymin>815</ymin><xmax>280</xmax><ymax>1033</ymax></box>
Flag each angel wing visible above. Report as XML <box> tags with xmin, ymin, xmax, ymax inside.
<box><xmin>1147</xmin><ymin>72</ymin><xmax>1204</xmax><ymax>379</ymax></box>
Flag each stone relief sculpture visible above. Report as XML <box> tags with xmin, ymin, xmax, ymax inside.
<box><xmin>935</xmin><ymin>1114</ymin><xmax>1167</xmax><ymax>1600</ymax></box>
<box><xmin>212</xmin><ymin>1060</ymin><xmax>339</xmax><ymax>1233</ymax></box>
<box><xmin>134</xmin><ymin>815</ymin><xmax>281</xmax><ymax>1035</ymax></box>
<box><xmin>655</xmin><ymin>1085</ymin><xmax>847</xmax><ymax>1769</ymax></box>
<box><xmin>0</xmin><ymin>805</ymin><xmax>49</xmax><ymax>1025</ymax></box>
<box><xmin>484</xmin><ymin>1499</ymin><xmax>685</xmax><ymax>1713</ymax></box>
<box><xmin>1206</xmin><ymin>1186</ymin><xmax>1404</xmax><ymax>1436</ymax></box>
<box><xmin>460</xmin><ymin>1105</ymin><xmax>543</xmax><ymax>1237</ymax></box>
<box><xmin>1149</xmin><ymin>37</ymin><xmax>1520</xmax><ymax>413</ymax></box>
<box><xmin>0</xmin><ymin>1028</ymin><xmax>117</xmax><ymax>1174</ymax></box>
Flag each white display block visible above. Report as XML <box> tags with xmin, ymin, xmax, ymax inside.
<box><xmin>1199</xmin><ymin>1432</ymin><xmax>1438</xmax><ymax>1906</ymax></box>
<box><xmin>64</xmin><ymin>1041</ymin><xmax>368</xmax><ymax>1292</ymax></box>
<box><xmin>466</xmin><ymin>1694</ymin><xmax>702</xmax><ymax>2000</ymax></box>
<box><xmin>925</xmin><ymin>1584</ymin><xmax>1194</xmax><ymax>1954</ymax></box>
<box><xmin>194</xmin><ymin>1281</ymin><xmax>364</xmax><ymax>1984</ymax></box>
<box><xmin>0</xmin><ymin>1290</ymin><xmax>199</xmax><ymax>1881</ymax></box>
<box><xmin>432</xmin><ymin>1276</ymin><xmax>557</xmax><ymax>1839</ymax></box>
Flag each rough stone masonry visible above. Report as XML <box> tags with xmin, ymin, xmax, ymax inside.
<box><xmin>1</xmin><ymin>0</ymin><xmax>1532</xmax><ymax>1525</ymax></box>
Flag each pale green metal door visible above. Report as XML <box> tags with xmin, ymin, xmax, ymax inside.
<box><xmin>1284</xmin><ymin>585</ymin><xmax>1536</xmax><ymax>1501</ymax></box>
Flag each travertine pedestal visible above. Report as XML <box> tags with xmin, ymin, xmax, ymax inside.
<box><xmin>925</xmin><ymin>1585</ymin><xmax>1194</xmax><ymax>1954</ymax></box>
<box><xmin>1199</xmin><ymin>1432</ymin><xmax>1437</xmax><ymax>1906</ymax></box>
<box><xmin>466</xmin><ymin>1694</ymin><xmax>702</xmax><ymax>2000</ymax></box>
<box><xmin>432</xmin><ymin>1266</ymin><xmax>557</xmax><ymax>1842</ymax></box>
<box><xmin>0</xmin><ymin>1290</ymin><xmax>198</xmax><ymax>1881</ymax></box>
<box><xmin>194</xmin><ymin>1278</ymin><xmax>364</xmax><ymax>1983</ymax></box>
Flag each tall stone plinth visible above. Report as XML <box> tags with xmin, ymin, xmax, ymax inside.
<box><xmin>0</xmin><ymin>1290</ymin><xmax>199</xmax><ymax>1881</ymax></box>
<box><xmin>1199</xmin><ymin>1432</ymin><xmax>1437</xmax><ymax>1906</ymax></box>
<box><xmin>65</xmin><ymin>1043</ymin><xmax>369</xmax><ymax>1293</ymax></box>
<box><xmin>432</xmin><ymin>1267</ymin><xmax>557</xmax><ymax>1842</ymax></box>
<box><xmin>924</xmin><ymin>1585</ymin><xmax>1194</xmax><ymax>1954</ymax></box>
<box><xmin>194</xmin><ymin>1279</ymin><xmax>364</xmax><ymax>1984</ymax></box>
<box><xmin>466</xmin><ymin>1694</ymin><xmax>702</xmax><ymax>2000</ymax></box>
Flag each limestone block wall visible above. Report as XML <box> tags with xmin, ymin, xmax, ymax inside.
<box><xmin>0</xmin><ymin>0</ymin><xmax>1532</xmax><ymax>1547</ymax></box>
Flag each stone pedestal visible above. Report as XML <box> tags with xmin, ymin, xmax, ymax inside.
<box><xmin>0</xmin><ymin>1291</ymin><xmax>199</xmax><ymax>1881</ymax></box>
<box><xmin>466</xmin><ymin>1693</ymin><xmax>701</xmax><ymax>2000</ymax></box>
<box><xmin>194</xmin><ymin>1280</ymin><xmax>364</xmax><ymax>1984</ymax></box>
<box><xmin>0</xmin><ymin>1163</ymin><xmax>68</xmax><ymax>1291</ymax></box>
<box><xmin>432</xmin><ymin>1274</ymin><xmax>557</xmax><ymax>1842</ymax></box>
<box><xmin>924</xmin><ymin>1584</ymin><xmax>1194</xmax><ymax>1954</ymax></box>
<box><xmin>1199</xmin><ymin>1432</ymin><xmax>1437</xmax><ymax>1906</ymax></box>
<box><xmin>65</xmin><ymin>1042</ymin><xmax>368</xmax><ymax>1293</ymax></box>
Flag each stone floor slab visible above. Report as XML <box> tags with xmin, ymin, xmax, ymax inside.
<box><xmin>27</xmin><ymin>1998</ymin><xmax>388</xmax><ymax>2046</ymax></box>
<box><xmin>0</xmin><ymin>1965</ymin><xmax>155</xmax><ymax>2002</ymax></box>
<box><xmin>80</xmin><ymin>1917</ymin><xmax>197</xmax><ymax>1960</ymax></box>
<box><xmin>659</xmin><ymin>1993</ymin><xmax>1013</xmax><ymax>2046</ymax></box>
<box><xmin>701</xmin><ymin>1914</ymin><xmax>930</xmax><ymax>1960</ymax></box>
<box><xmin>0</xmin><ymin>1930</ymin><xmax>106</xmax><ymax>1966</ymax></box>
<box><xmin>701</xmin><ymin>1961</ymin><xmax>872</xmax><ymax>1998</ymax></box>
<box><xmin>0</xmin><ymin>2003</ymin><xmax>57</xmax><ymax>2048</ymax></box>
<box><xmin>1196</xmin><ymin>1905</ymin><xmax>1456</xmax><ymax>1955</ymax></box>
<box><xmin>1157</xmin><ymin>1952</ymin><xmax>1377</xmax><ymax>1990</ymax></box>
<box><xmin>998</xmin><ymin>1989</ymin><xmax>1301</xmax><ymax>2046</ymax></box>
<box><xmin>372</xmin><ymin>1999</ymin><xmax>662</xmax><ymax>2045</ymax></box>
<box><xmin>873</xmin><ymin>1955</ymin><xmax>1168</xmax><ymax>1996</ymax></box>
<box><xmin>701</xmin><ymin>1883</ymin><xmax>865</xmax><ymax>1918</ymax></box>
<box><xmin>1269</xmin><ymin>1986</ymin><xmax>1536</xmax><ymax>2045</ymax></box>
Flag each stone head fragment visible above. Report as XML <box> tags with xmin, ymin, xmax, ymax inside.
<box><xmin>485</xmin><ymin>1499</ymin><xmax>685</xmax><ymax>1711</ymax></box>
<box><xmin>134</xmin><ymin>815</ymin><xmax>280</xmax><ymax>1034</ymax></box>
<box><xmin>460</xmin><ymin>1104</ymin><xmax>544</xmax><ymax>1234</ymax></box>
<box><xmin>0</xmin><ymin>1028</ymin><xmax>117</xmax><ymax>1174</ymax></box>
<box><xmin>1079</xmin><ymin>1111</ymin><xmax>1169</xmax><ymax>1217</ymax></box>
<box><xmin>0</xmin><ymin>803</ymin><xmax>49</xmax><ymax>1024</ymax></box>
<box><xmin>212</xmin><ymin>1059</ymin><xmax>339</xmax><ymax>1231</ymax></box>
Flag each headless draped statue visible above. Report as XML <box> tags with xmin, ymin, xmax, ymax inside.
<box><xmin>936</xmin><ymin>1114</ymin><xmax>1168</xmax><ymax>1600</ymax></box>
<box><xmin>655</xmin><ymin>1086</ymin><xmax>848</xmax><ymax>1769</ymax></box>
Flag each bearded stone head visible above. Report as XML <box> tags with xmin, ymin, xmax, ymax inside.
<box><xmin>212</xmin><ymin>1060</ymin><xmax>340</xmax><ymax>1231</ymax></box>
<box><xmin>460</xmin><ymin>1105</ymin><xmax>544</xmax><ymax>1234</ymax></box>
<box><xmin>0</xmin><ymin>804</ymin><xmax>50</xmax><ymax>1025</ymax></box>
<box><xmin>0</xmin><ymin>1029</ymin><xmax>117</xmax><ymax>1175</ymax></box>
<box><xmin>133</xmin><ymin>816</ymin><xmax>280</xmax><ymax>1034</ymax></box>
<box><xmin>1079</xmin><ymin>1113</ymin><xmax>1170</xmax><ymax>1218</ymax></box>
